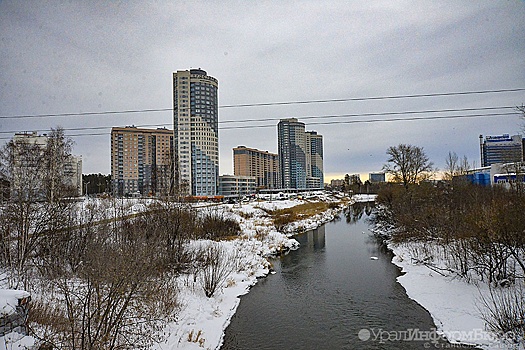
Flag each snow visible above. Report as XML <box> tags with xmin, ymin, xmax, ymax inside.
<box><xmin>389</xmin><ymin>243</ymin><xmax>516</xmax><ymax>349</ymax></box>
<box><xmin>0</xmin><ymin>290</ymin><xmax>29</xmax><ymax>316</ymax></box>
<box><xmin>352</xmin><ymin>194</ymin><xmax>377</xmax><ymax>202</ymax></box>
<box><xmin>0</xmin><ymin>331</ymin><xmax>35</xmax><ymax>350</ymax></box>
<box><xmin>0</xmin><ymin>290</ymin><xmax>34</xmax><ymax>349</ymax></box>
<box><xmin>154</xmin><ymin>240</ymin><xmax>270</xmax><ymax>350</ymax></box>
<box><xmin>152</xmin><ymin>196</ymin><xmax>343</xmax><ymax>350</ymax></box>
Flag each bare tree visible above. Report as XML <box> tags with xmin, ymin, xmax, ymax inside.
<box><xmin>197</xmin><ymin>242</ymin><xmax>237</xmax><ymax>298</ymax></box>
<box><xmin>444</xmin><ymin>152</ymin><xmax>471</xmax><ymax>181</ymax></box>
<box><xmin>0</xmin><ymin>130</ymin><xmax>76</xmax><ymax>289</ymax></box>
<box><xmin>44</xmin><ymin>127</ymin><xmax>77</xmax><ymax>202</ymax></box>
<box><xmin>383</xmin><ymin>144</ymin><xmax>434</xmax><ymax>188</ymax></box>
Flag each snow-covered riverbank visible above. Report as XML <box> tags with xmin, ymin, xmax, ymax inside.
<box><xmin>153</xmin><ymin>195</ymin><xmax>346</xmax><ymax>350</ymax></box>
<box><xmin>389</xmin><ymin>243</ymin><xmax>518</xmax><ymax>349</ymax></box>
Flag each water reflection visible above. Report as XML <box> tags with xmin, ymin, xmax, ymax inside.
<box><xmin>344</xmin><ymin>201</ymin><xmax>374</xmax><ymax>224</ymax></box>
<box><xmin>294</xmin><ymin>225</ymin><xmax>325</xmax><ymax>251</ymax></box>
<box><xmin>222</xmin><ymin>206</ymin><xmax>477</xmax><ymax>350</ymax></box>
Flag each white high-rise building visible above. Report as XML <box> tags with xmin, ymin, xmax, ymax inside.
<box><xmin>10</xmin><ymin>132</ymin><xmax>82</xmax><ymax>199</ymax></box>
<box><xmin>173</xmin><ymin>69</ymin><xmax>219</xmax><ymax>196</ymax></box>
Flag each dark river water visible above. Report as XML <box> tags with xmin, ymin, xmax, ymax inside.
<box><xmin>221</xmin><ymin>203</ymin><xmax>476</xmax><ymax>349</ymax></box>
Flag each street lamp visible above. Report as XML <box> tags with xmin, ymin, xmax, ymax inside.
<box><xmin>84</xmin><ymin>181</ymin><xmax>90</xmax><ymax>197</ymax></box>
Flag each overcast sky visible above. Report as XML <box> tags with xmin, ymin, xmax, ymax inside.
<box><xmin>1</xmin><ymin>1</ymin><xmax>524</xmax><ymax>180</ymax></box>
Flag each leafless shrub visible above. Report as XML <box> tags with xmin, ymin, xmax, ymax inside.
<box><xmin>197</xmin><ymin>209</ymin><xmax>241</xmax><ymax>240</ymax></box>
<box><xmin>30</xmin><ymin>224</ymin><xmax>179</xmax><ymax>350</ymax></box>
<box><xmin>477</xmin><ymin>281</ymin><xmax>525</xmax><ymax>345</ymax></box>
<box><xmin>197</xmin><ymin>242</ymin><xmax>237</xmax><ymax>298</ymax></box>
<box><xmin>0</xmin><ymin>128</ymin><xmax>78</xmax><ymax>290</ymax></box>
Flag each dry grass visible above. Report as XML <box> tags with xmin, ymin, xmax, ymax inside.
<box><xmin>267</xmin><ymin>201</ymin><xmax>341</xmax><ymax>230</ymax></box>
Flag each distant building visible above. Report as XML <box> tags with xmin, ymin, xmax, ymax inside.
<box><xmin>277</xmin><ymin>118</ymin><xmax>324</xmax><ymax>189</ymax></box>
<box><xmin>306</xmin><ymin>176</ymin><xmax>322</xmax><ymax>189</ymax></box>
<box><xmin>233</xmin><ymin>146</ymin><xmax>278</xmax><ymax>190</ymax></box>
<box><xmin>10</xmin><ymin>132</ymin><xmax>82</xmax><ymax>199</ymax></box>
<box><xmin>480</xmin><ymin>134</ymin><xmax>524</xmax><ymax>166</ymax></box>
<box><xmin>369</xmin><ymin>172</ymin><xmax>386</xmax><ymax>183</ymax></box>
<box><xmin>278</xmin><ymin>118</ymin><xmax>307</xmax><ymax>189</ymax></box>
<box><xmin>305</xmin><ymin>131</ymin><xmax>324</xmax><ymax>189</ymax></box>
<box><xmin>111</xmin><ymin>126</ymin><xmax>173</xmax><ymax>197</ymax></box>
<box><xmin>173</xmin><ymin>68</ymin><xmax>219</xmax><ymax>196</ymax></box>
<box><xmin>66</xmin><ymin>155</ymin><xmax>83</xmax><ymax>196</ymax></box>
<box><xmin>218</xmin><ymin>175</ymin><xmax>257</xmax><ymax>197</ymax></box>
<box><xmin>465</xmin><ymin>163</ymin><xmax>525</xmax><ymax>187</ymax></box>
<box><xmin>330</xmin><ymin>179</ymin><xmax>344</xmax><ymax>188</ymax></box>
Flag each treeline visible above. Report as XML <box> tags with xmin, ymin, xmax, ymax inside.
<box><xmin>372</xmin><ymin>179</ymin><xmax>525</xmax><ymax>341</ymax></box>
<box><xmin>82</xmin><ymin>173</ymin><xmax>111</xmax><ymax>195</ymax></box>
<box><xmin>373</xmin><ymin>179</ymin><xmax>525</xmax><ymax>283</ymax></box>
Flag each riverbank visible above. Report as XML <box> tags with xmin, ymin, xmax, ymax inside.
<box><xmin>153</xmin><ymin>193</ymin><xmax>348</xmax><ymax>350</ymax></box>
<box><xmin>388</xmin><ymin>242</ymin><xmax>515</xmax><ymax>349</ymax></box>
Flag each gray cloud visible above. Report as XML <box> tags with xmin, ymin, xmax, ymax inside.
<box><xmin>1</xmin><ymin>1</ymin><xmax>524</xmax><ymax>178</ymax></box>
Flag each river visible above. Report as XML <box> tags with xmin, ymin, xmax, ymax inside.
<box><xmin>221</xmin><ymin>203</ymin><xmax>476</xmax><ymax>349</ymax></box>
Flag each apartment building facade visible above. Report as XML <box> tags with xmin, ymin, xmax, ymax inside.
<box><xmin>305</xmin><ymin>131</ymin><xmax>324</xmax><ymax>189</ymax></box>
<box><xmin>9</xmin><ymin>131</ymin><xmax>82</xmax><ymax>199</ymax></box>
<box><xmin>278</xmin><ymin>118</ymin><xmax>307</xmax><ymax>189</ymax></box>
<box><xmin>173</xmin><ymin>68</ymin><xmax>219</xmax><ymax>196</ymax></box>
<box><xmin>111</xmin><ymin>126</ymin><xmax>173</xmax><ymax>197</ymax></box>
<box><xmin>233</xmin><ymin>146</ymin><xmax>278</xmax><ymax>190</ymax></box>
<box><xmin>278</xmin><ymin>118</ymin><xmax>324</xmax><ymax>189</ymax></box>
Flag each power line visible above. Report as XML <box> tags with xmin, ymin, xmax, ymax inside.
<box><xmin>220</xmin><ymin>112</ymin><xmax>518</xmax><ymax>130</ymax></box>
<box><xmin>219</xmin><ymin>88</ymin><xmax>525</xmax><ymax>108</ymax></box>
<box><xmin>220</xmin><ymin>106</ymin><xmax>516</xmax><ymax>124</ymax></box>
<box><xmin>0</xmin><ymin>106</ymin><xmax>517</xmax><ymax>136</ymax></box>
<box><xmin>0</xmin><ymin>110</ymin><xmax>519</xmax><ymax>140</ymax></box>
<box><xmin>1</xmin><ymin>87</ymin><xmax>524</xmax><ymax>120</ymax></box>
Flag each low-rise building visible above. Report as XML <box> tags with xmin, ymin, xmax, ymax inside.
<box><xmin>369</xmin><ymin>172</ymin><xmax>386</xmax><ymax>183</ymax></box>
<box><xmin>218</xmin><ymin>175</ymin><xmax>257</xmax><ymax>197</ymax></box>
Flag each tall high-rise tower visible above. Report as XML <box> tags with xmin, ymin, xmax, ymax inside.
<box><xmin>306</xmin><ymin>131</ymin><xmax>324</xmax><ymax>188</ymax></box>
<box><xmin>278</xmin><ymin>118</ymin><xmax>307</xmax><ymax>189</ymax></box>
<box><xmin>173</xmin><ymin>69</ymin><xmax>219</xmax><ymax>196</ymax></box>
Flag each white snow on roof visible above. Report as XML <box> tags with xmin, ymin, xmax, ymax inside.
<box><xmin>0</xmin><ymin>290</ymin><xmax>30</xmax><ymax>316</ymax></box>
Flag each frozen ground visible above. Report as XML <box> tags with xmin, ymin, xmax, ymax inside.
<box><xmin>16</xmin><ymin>193</ymin><xmax>519</xmax><ymax>349</ymax></box>
<box><xmin>390</xmin><ymin>243</ymin><xmax>522</xmax><ymax>349</ymax></box>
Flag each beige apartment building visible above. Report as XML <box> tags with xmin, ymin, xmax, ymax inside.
<box><xmin>173</xmin><ymin>68</ymin><xmax>219</xmax><ymax>196</ymax></box>
<box><xmin>111</xmin><ymin>126</ymin><xmax>173</xmax><ymax>197</ymax></box>
<box><xmin>233</xmin><ymin>146</ymin><xmax>278</xmax><ymax>190</ymax></box>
